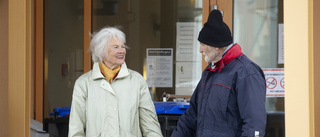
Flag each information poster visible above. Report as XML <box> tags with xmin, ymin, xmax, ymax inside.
<box><xmin>175</xmin><ymin>22</ymin><xmax>202</xmax><ymax>95</ymax></box>
<box><xmin>146</xmin><ymin>48</ymin><xmax>173</xmax><ymax>87</ymax></box>
<box><xmin>175</xmin><ymin>61</ymin><xmax>201</xmax><ymax>95</ymax></box>
<box><xmin>176</xmin><ymin>22</ymin><xmax>202</xmax><ymax>62</ymax></box>
<box><xmin>263</xmin><ymin>68</ymin><xmax>285</xmax><ymax>97</ymax></box>
<box><xmin>278</xmin><ymin>24</ymin><xmax>284</xmax><ymax>64</ymax></box>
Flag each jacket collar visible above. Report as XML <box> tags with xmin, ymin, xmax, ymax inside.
<box><xmin>206</xmin><ymin>43</ymin><xmax>243</xmax><ymax>73</ymax></box>
<box><xmin>91</xmin><ymin>62</ymin><xmax>130</xmax><ymax>80</ymax></box>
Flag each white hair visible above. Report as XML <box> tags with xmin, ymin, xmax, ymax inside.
<box><xmin>89</xmin><ymin>26</ymin><xmax>126</xmax><ymax>62</ymax></box>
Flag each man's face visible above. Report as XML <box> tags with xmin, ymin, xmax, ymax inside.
<box><xmin>199</xmin><ymin>43</ymin><xmax>220</xmax><ymax>63</ymax></box>
<box><xmin>102</xmin><ymin>37</ymin><xmax>126</xmax><ymax>69</ymax></box>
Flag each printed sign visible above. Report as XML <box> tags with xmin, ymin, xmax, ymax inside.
<box><xmin>278</xmin><ymin>24</ymin><xmax>284</xmax><ymax>64</ymax></box>
<box><xmin>176</xmin><ymin>22</ymin><xmax>202</xmax><ymax>62</ymax></box>
<box><xmin>263</xmin><ymin>68</ymin><xmax>284</xmax><ymax>97</ymax></box>
<box><xmin>146</xmin><ymin>48</ymin><xmax>173</xmax><ymax>87</ymax></box>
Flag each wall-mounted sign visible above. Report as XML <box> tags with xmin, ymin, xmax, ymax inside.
<box><xmin>176</xmin><ymin>22</ymin><xmax>202</xmax><ymax>62</ymax></box>
<box><xmin>146</xmin><ymin>48</ymin><xmax>173</xmax><ymax>87</ymax></box>
<box><xmin>278</xmin><ymin>24</ymin><xmax>284</xmax><ymax>64</ymax></box>
<box><xmin>175</xmin><ymin>22</ymin><xmax>202</xmax><ymax>95</ymax></box>
<box><xmin>263</xmin><ymin>68</ymin><xmax>284</xmax><ymax>97</ymax></box>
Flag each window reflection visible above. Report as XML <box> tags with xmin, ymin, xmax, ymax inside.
<box><xmin>92</xmin><ymin>0</ymin><xmax>202</xmax><ymax>101</ymax></box>
<box><xmin>234</xmin><ymin>0</ymin><xmax>284</xmax><ymax>112</ymax></box>
<box><xmin>44</xmin><ymin>0</ymin><xmax>84</xmax><ymax>118</ymax></box>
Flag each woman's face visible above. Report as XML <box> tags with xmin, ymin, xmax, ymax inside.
<box><xmin>102</xmin><ymin>37</ymin><xmax>126</xmax><ymax>69</ymax></box>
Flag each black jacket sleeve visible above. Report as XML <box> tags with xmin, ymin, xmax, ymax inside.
<box><xmin>236</xmin><ymin>72</ymin><xmax>267</xmax><ymax>137</ymax></box>
<box><xmin>171</xmin><ymin>85</ymin><xmax>199</xmax><ymax>137</ymax></box>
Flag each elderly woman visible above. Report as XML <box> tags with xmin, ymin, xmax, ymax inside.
<box><xmin>68</xmin><ymin>26</ymin><xmax>163</xmax><ymax>137</ymax></box>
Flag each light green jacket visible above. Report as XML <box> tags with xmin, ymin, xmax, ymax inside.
<box><xmin>68</xmin><ymin>62</ymin><xmax>163</xmax><ymax>137</ymax></box>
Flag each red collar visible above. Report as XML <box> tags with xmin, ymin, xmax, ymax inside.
<box><xmin>206</xmin><ymin>44</ymin><xmax>243</xmax><ymax>73</ymax></box>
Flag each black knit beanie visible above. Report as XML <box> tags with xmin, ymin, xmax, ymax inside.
<box><xmin>198</xmin><ymin>10</ymin><xmax>233</xmax><ymax>47</ymax></box>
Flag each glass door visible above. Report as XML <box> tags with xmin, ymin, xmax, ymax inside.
<box><xmin>234</xmin><ymin>0</ymin><xmax>284</xmax><ymax>112</ymax></box>
<box><xmin>92</xmin><ymin>0</ymin><xmax>203</xmax><ymax>101</ymax></box>
<box><xmin>233</xmin><ymin>0</ymin><xmax>284</xmax><ymax>137</ymax></box>
<box><xmin>43</xmin><ymin>0</ymin><xmax>203</xmax><ymax>120</ymax></box>
<box><xmin>44</xmin><ymin>0</ymin><xmax>84</xmax><ymax>118</ymax></box>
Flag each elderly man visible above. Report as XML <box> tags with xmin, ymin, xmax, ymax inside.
<box><xmin>171</xmin><ymin>10</ymin><xmax>266</xmax><ymax>137</ymax></box>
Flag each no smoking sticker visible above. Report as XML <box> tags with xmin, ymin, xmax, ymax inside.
<box><xmin>263</xmin><ymin>68</ymin><xmax>284</xmax><ymax>97</ymax></box>
<box><xmin>266</xmin><ymin>77</ymin><xmax>277</xmax><ymax>89</ymax></box>
<box><xmin>280</xmin><ymin>77</ymin><xmax>285</xmax><ymax>89</ymax></box>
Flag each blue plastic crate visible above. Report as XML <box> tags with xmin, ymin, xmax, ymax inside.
<box><xmin>154</xmin><ymin>102</ymin><xmax>190</xmax><ymax>115</ymax></box>
<box><xmin>50</xmin><ymin>102</ymin><xmax>189</xmax><ymax>117</ymax></box>
<box><xmin>50</xmin><ymin>106</ymin><xmax>71</xmax><ymax>117</ymax></box>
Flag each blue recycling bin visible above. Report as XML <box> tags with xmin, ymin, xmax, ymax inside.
<box><xmin>51</xmin><ymin>106</ymin><xmax>71</xmax><ymax>117</ymax></box>
<box><xmin>50</xmin><ymin>102</ymin><xmax>190</xmax><ymax>117</ymax></box>
<box><xmin>45</xmin><ymin>102</ymin><xmax>190</xmax><ymax>137</ymax></box>
<box><xmin>45</xmin><ymin>106</ymin><xmax>71</xmax><ymax>137</ymax></box>
<box><xmin>154</xmin><ymin>102</ymin><xmax>190</xmax><ymax>137</ymax></box>
<box><xmin>154</xmin><ymin>102</ymin><xmax>190</xmax><ymax>115</ymax></box>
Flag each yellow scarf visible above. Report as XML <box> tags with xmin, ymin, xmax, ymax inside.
<box><xmin>99</xmin><ymin>62</ymin><xmax>121</xmax><ymax>84</ymax></box>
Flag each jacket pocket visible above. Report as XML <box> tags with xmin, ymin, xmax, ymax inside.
<box><xmin>208</xmin><ymin>82</ymin><xmax>231</xmax><ymax>122</ymax></box>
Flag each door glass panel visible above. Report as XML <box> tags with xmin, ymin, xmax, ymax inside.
<box><xmin>44</xmin><ymin>0</ymin><xmax>84</xmax><ymax>118</ymax></box>
<box><xmin>234</xmin><ymin>0</ymin><xmax>279</xmax><ymax>68</ymax></box>
<box><xmin>234</xmin><ymin>1</ymin><xmax>284</xmax><ymax>136</ymax></box>
<box><xmin>92</xmin><ymin>0</ymin><xmax>202</xmax><ymax>101</ymax></box>
<box><xmin>234</xmin><ymin>0</ymin><xmax>284</xmax><ymax>112</ymax></box>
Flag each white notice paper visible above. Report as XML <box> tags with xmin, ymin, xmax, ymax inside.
<box><xmin>146</xmin><ymin>48</ymin><xmax>173</xmax><ymax>87</ymax></box>
<box><xmin>175</xmin><ymin>61</ymin><xmax>202</xmax><ymax>95</ymax></box>
<box><xmin>278</xmin><ymin>24</ymin><xmax>284</xmax><ymax>64</ymax></box>
<box><xmin>176</xmin><ymin>22</ymin><xmax>202</xmax><ymax>62</ymax></box>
